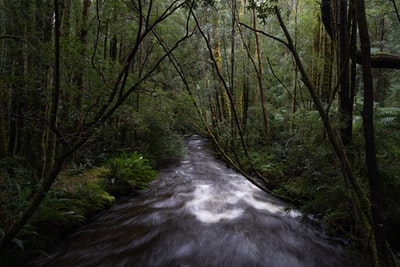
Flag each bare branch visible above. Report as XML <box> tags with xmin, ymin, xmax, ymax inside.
<box><xmin>392</xmin><ymin>0</ymin><xmax>400</xmax><ymax>24</ymax></box>
<box><xmin>239</xmin><ymin>22</ymin><xmax>288</xmax><ymax>47</ymax></box>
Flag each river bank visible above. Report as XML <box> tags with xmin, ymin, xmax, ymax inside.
<box><xmin>28</xmin><ymin>138</ymin><xmax>359</xmax><ymax>267</ymax></box>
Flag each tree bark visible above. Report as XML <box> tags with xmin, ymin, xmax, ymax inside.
<box><xmin>274</xmin><ymin>4</ymin><xmax>372</xmax><ymax>244</ymax></box>
<box><xmin>355</xmin><ymin>51</ymin><xmax>400</xmax><ymax>69</ymax></box>
<box><xmin>0</xmin><ymin>93</ymin><xmax>6</xmax><ymax>157</ymax></box>
<box><xmin>74</xmin><ymin>0</ymin><xmax>91</xmax><ymax>128</ymax></box>
<box><xmin>0</xmin><ymin>0</ymin><xmax>192</xmax><ymax>253</ymax></box>
<box><xmin>355</xmin><ymin>0</ymin><xmax>394</xmax><ymax>265</ymax></box>
<box><xmin>252</xmin><ymin>8</ymin><xmax>269</xmax><ymax>145</ymax></box>
<box><xmin>192</xmin><ymin>10</ymin><xmax>270</xmax><ymax>185</ymax></box>
<box><xmin>337</xmin><ymin>0</ymin><xmax>353</xmax><ymax>146</ymax></box>
<box><xmin>311</xmin><ymin>4</ymin><xmax>321</xmax><ymax>95</ymax></box>
<box><xmin>321</xmin><ymin>32</ymin><xmax>333</xmax><ymax>103</ymax></box>
<box><xmin>0</xmin><ymin>0</ymin><xmax>62</xmax><ymax>251</ymax></box>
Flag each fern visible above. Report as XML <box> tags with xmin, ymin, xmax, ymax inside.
<box><xmin>375</xmin><ymin>107</ymin><xmax>400</xmax><ymax>127</ymax></box>
<box><xmin>106</xmin><ymin>152</ymin><xmax>158</xmax><ymax>190</ymax></box>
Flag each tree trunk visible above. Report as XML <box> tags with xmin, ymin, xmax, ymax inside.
<box><xmin>252</xmin><ymin>8</ymin><xmax>269</xmax><ymax>145</ymax></box>
<box><xmin>337</xmin><ymin>0</ymin><xmax>353</xmax><ymax>146</ymax></box>
<box><xmin>242</xmin><ymin>61</ymin><xmax>250</xmax><ymax>135</ymax></box>
<box><xmin>0</xmin><ymin>89</ymin><xmax>7</xmax><ymax>158</ymax></box>
<box><xmin>311</xmin><ymin>5</ymin><xmax>321</xmax><ymax>94</ymax></box>
<box><xmin>0</xmin><ymin>0</ymin><xmax>62</xmax><ymax>252</ymax></box>
<box><xmin>0</xmin><ymin>151</ymin><xmax>67</xmax><ymax>253</ymax></box>
<box><xmin>74</xmin><ymin>0</ymin><xmax>91</xmax><ymax>128</ymax></box>
<box><xmin>274</xmin><ymin>5</ymin><xmax>372</xmax><ymax>249</ymax></box>
<box><xmin>321</xmin><ymin>32</ymin><xmax>334</xmax><ymax>103</ymax></box>
<box><xmin>0</xmin><ymin>0</ymin><xmax>192</xmax><ymax>253</ymax></box>
<box><xmin>40</xmin><ymin>0</ymin><xmax>57</xmax><ymax>175</ymax></box>
<box><xmin>355</xmin><ymin>0</ymin><xmax>394</xmax><ymax>265</ymax></box>
<box><xmin>193</xmin><ymin>10</ymin><xmax>269</xmax><ymax>185</ymax></box>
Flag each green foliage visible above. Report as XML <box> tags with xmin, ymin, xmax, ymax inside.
<box><xmin>269</xmin><ymin>110</ymin><xmax>360</xmax><ymax>237</ymax></box>
<box><xmin>0</xmin><ymin>158</ymin><xmax>37</xmax><ymax>230</ymax></box>
<box><xmin>375</xmin><ymin>107</ymin><xmax>400</xmax><ymax>128</ymax></box>
<box><xmin>185</xmin><ymin>0</ymin><xmax>216</xmax><ymax>9</ymax></box>
<box><xmin>105</xmin><ymin>152</ymin><xmax>158</xmax><ymax>193</ymax></box>
<box><xmin>248</xmin><ymin>0</ymin><xmax>279</xmax><ymax>22</ymax></box>
<box><xmin>133</xmin><ymin>90</ymin><xmax>187</xmax><ymax>167</ymax></box>
<box><xmin>273</xmin><ymin>142</ymin><xmax>357</xmax><ymax>238</ymax></box>
<box><xmin>240</xmin><ymin>146</ymin><xmax>285</xmax><ymax>185</ymax></box>
<box><xmin>0</xmin><ymin>166</ymin><xmax>114</xmax><ymax>266</ymax></box>
<box><xmin>0</xmin><ymin>158</ymin><xmax>38</xmax><ymax>265</ymax></box>
<box><xmin>380</xmin><ymin>169</ymin><xmax>400</xmax><ymax>251</ymax></box>
<box><xmin>370</xmin><ymin>107</ymin><xmax>400</xmax><ymax>250</ymax></box>
<box><xmin>67</xmin><ymin>162</ymin><xmax>86</xmax><ymax>175</ymax></box>
<box><xmin>1</xmin><ymin>0</ymin><xmax>399</xmax><ymax>262</ymax></box>
<box><xmin>267</xmin><ymin>104</ymin><xmax>400</xmax><ymax>251</ymax></box>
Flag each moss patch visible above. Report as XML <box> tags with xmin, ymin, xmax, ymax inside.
<box><xmin>0</xmin><ymin>166</ymin><xmax>116</xmax><ymax>266</ymax></box>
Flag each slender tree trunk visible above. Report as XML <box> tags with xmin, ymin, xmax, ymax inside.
<box><xmin>252</xmin><ymin>8</ymin><xmax>269</xmax><ymax>145</ymax></box>
<box><xmin>237</xmin><ymin>5</ymin><xmax>250</xmax><ymax>135</ymax></box>
<box><xmin>230</xmin><ymin>0</ymin><xmax>236</xmax><ymax>96</ymax></box>
<box><xmin>292</xmin><ymin>0</ymin><xmax>299</xmax><ymax>130</ymax></box>
<box><xmin>193</xmin><ymin>10</ymin><xmax>270</xmax><ymax>185</ymax></box>
<box><xmin>321</xmin><ymin>32</ymin><xmax>333</xmax><ymax>103</ymax></box>
<box><xmin>242</xmin><ymin>61</ymin><xmax>250</xmax><ymax>134</ymax></box>
<box><xmin>59</xmin><ymin>0</ymin><xmax>71</xmax><ymax>126</ymax></box>
<box><xmin>337</xmin><ymin>0</ymin><xmax>353</xmax><ymax>146</ymax></box>
<box><xmin>355</xmin><ymin>0</ymin><xmax>393</xmax><ymax>265</ymax></box>
<box><xmin>372</xmin><ymin>17</ymin><xmax>387</xmax><ymax>104</ymax></box>
<box><xmin>0</xmin><ymin>0</ymin><xmax>62</xmax><ymax>252</ymax></box>
<box><xmin>0</xmin><ymin>4</ymin><xmax>7</xmax><ymax>158</ymax></box>
<box><xmin>110</xmin><ymin>36</ymin><xmax>118</xmax><ymax>61</ymax></box>
<box><xmin>5</xmin><ymin>2</ymin><xmax>27</xmax><ymax>158</ymax></box>
<box><xmin>311</xmin><ymin>5</ymin><xmax>321</xmax><ymax>94</ymax></box>
<box><xmin>392</xmin><ymin>0</ymin><xmax>400</xmax><ymax>24</ymax></box>
<box><xmin>52</xmin><ymin>0</ymin><xmax>61</xmax><ymax>133</ymax></box>
<box><xmin>0</xmin><ymin>92</ymin><xmax>6</xmax><ymax>158</ymax></box>
<box><xmin>348</xmin><ymin>0</ymin><xmax>357</xmax><ymax>138</ymax></box>
<box><xmin>1</xmin><ymin>0</ymin><xmax>190</xmax><ymax>253</ymax></box>
<box><xmin>274</xmin><ymin>5</ymin><xmax>372</xmax><ymax>244</ymax></box>
<box><xmin>75</xmin><ymin>0</ymin><xmax>91</xmax><ymax>128</ymax></box>
<box><xmin>8</xmin><ymin>59</ymin><xmax>24</xmax><ymax>158</ymax></box>
<box><xmin>0</xmin><ymin>151</ymin><xmax>67</xmax><ymax>253</ymax></box>
<box><xmin>32</xmin><ymin>0</ymin><xmax>57</xmax><ymax>176</ymax></box>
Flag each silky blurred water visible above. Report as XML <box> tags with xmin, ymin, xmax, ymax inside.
<box><xmin>28</xmin><ymin>136</ymin><xmax>357</xmax><ymax>267</ymax></box>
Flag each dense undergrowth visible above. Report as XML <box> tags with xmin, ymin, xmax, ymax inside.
<box><xmin>0</xmin><ymin>151</ymin><xmax>160</xmax><ymax>266</ymax></box>
<box><xmin>2</xmin><ymin>102</ymin><xmax>399</xmax><ymax>265</ymax></box>
<box><xmin>0</xmin><ymin>90</ymin><xmax>188</xmax><ymax>266</ymax></box>
<box><xmin>231</xmin><ymin>107</ymin><xmax>400</xmax><ymax>262</ymax></box>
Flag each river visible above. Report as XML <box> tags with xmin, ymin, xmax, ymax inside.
<box><xmin>28</xmin><ymin>136</ymin><xmax>358</xmax><ymax>267</ymax></box>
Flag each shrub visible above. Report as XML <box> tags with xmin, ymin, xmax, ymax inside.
<box><xmin>0</xmin><ymin>165</ymin><xmax>114</xmax><ymax>266</ymax></box>
<box><xmin>105</xmin><ymin>152</ymin><xmax>158</xmax><ymax>196</ymax></box>
<box><xmin>0</xmin><ymin>157</ymin><xmax>37</xmax><ymax>233</ymax></box>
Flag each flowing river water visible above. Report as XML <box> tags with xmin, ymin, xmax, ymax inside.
<box><xmin>29</xmin><ymin>136</ymin><xmax>358</xmax><ymax>267</ymax></box>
